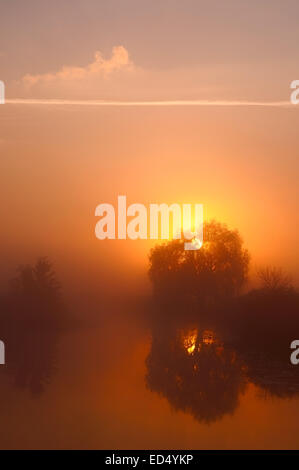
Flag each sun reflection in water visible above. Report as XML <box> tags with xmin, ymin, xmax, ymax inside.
<box><xmin>182</xmin><ymin>328</ymin><xmax>216</xmax><ymax>355</ymax></box>
<box><xmin>182</xmin><ymin>329</ymin><xmax>198</xmax><ymax>354</ymax></box>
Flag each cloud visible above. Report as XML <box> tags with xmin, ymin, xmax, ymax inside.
<box><xmin>10</xmin><ymin>46</ymin><xmax>287</xmax><ymax>103</ymax></box>
<box><xmin>22</xmin><ymin>46</ymin><xmax>133</xmax><ymax>87</ymax></box>
<box><xmin>15</xmin><ymin>46</ymin><xmax>140</xmax><ymax>100</ymax></box>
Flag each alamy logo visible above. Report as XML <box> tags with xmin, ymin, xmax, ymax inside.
<box><xmin>0</xmin><ymin>81</ymin><xmax>5</xmax><ymax>104</ymax></box>
<box><xmin>290</xmin><ymin>340</ymin><xmax>299</xmax><ymax>365</ymax></box>
<box><xmin>290</xmin><ymin>80</ymin><xmax>299</xmax><ymax>104</ymax></box>
<box><xmin>95</xmin><ymin>196</ymin><xmax>203</xmax><ymax>250</ymax></box>
<box><xmin>0</xmin><ymin>341</ymin><xmax>5</xmax><ymax>365</ymax></box>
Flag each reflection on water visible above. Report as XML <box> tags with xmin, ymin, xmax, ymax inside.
<box><xmin>0</xmin><ymin>258</ymin><xmax>68</xmax><ymax>396</ymax></box>
<box><xmin>146</xmin><ymin>323</ymin><xmax>246</xmax><ymax>423</ymax></box>
<box><xmin>144</xmin><ymin>227</ymin><xmax>299</xmax><ymax>430</ymax></box>
<box><xmin>146</xmin><ymin>317</ymin><xmax>299</xmax><ymax>427</ymax></box>
<box><xmin>0</xmin><ymin>299</ymin><xmax>299</xmax><ymax>449</ymax></box>
<box><xmin>0</xmin><ymin>254</ymin><xmax>299</xmax><ymax>448</ymax></box>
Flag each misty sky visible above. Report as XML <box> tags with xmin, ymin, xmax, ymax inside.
<box><xmin>0</xmin><ymin>1</ymin><xmax>298</xmax><ymax>295</ymax></box>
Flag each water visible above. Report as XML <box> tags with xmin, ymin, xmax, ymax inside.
<box><xmin>0</xmin><ymin>304</ymin><xmax>298</xmax><ymax>449</ymax></box>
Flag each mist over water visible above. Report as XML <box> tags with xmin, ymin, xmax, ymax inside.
<box><xmin>0</xmin><ymin>220</ymin><xmax>298</xmax><ymax>449</ymax></box>
<box><xmin>1</xmin><ymin>0</ymin><xmax>299</xmax><ymax>451</ymax></box>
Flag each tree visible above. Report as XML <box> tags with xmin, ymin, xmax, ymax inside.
<box><xmin>148</xmin><ymin>220</ymin><xmax>250</xmax><ymax>307</ymax></box>
<box><xmin>2</xmin><ymin>258</ymin><xmax>67</xmax><ymax>395</ymax></box>
<box><xmin>257</xmin><ymin>266</ymin><xmax>292</xmax><ymax>292</ymax></box>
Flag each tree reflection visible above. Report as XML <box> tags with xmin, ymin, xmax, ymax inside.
<box><xmin>146</xmin><ymin>320</ymin><xmax>246</xmax><ymax>424</ymax></box>
<box><xmin>232</xmin><ymin>287</ymin><xmax>299</xmax><ymax>399</ymax></box>
<box><xmin>0</xmin><ymin>258</ymin><xmax>68</xmax><ymax>396</ymax></box>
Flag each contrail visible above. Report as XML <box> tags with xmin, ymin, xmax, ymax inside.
<box><xmin>4</xmin><ymin>98</ymin><xmax>294</xmax><ymax>107</ymax></box>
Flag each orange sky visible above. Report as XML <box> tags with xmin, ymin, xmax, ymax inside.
<box><xmin>0</xmin><ymin>103</ymin><xmax>298</xmax><ymax>297</ymax></box>
<box><xmin>0</xmin><ymin>1</ymin><xmax>298</xmax><ymax>296</ymax></box>
<box><xmin>1</xmin><ymin>2</ymin><xmax>299</xmax><ymax>453</ymax></box>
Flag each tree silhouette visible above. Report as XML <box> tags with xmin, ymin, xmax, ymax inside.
<box><xmin>230</xmin><ymin>285</ymin><xmax>299</xmax><ymax>398</ymax></box>
<box><xmin>0</xmin><ymin>258</ymin><xmax>67</xmax><ymax>396</ymax></box>
<box><xmin>146</xmin><ymin>223</ymin><xmax>299</xmax><ymax>417</ymax></box>
<box><xmin>257</xmin><ymin>266</ymin><xmax>292</xmax><ymax>292</ymax></box>
<box><xmin>148</xmin><ymin>221</ymin><xmax>250</xmax><ymax>309</ymax></box>
<box><xmin>146</xmin><ymin>322</ymin><xmax>246</xmax><ymax>423</ymax></box>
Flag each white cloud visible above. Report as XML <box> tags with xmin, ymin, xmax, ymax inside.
<box><xmin>13</xmin><ymin>46</ymin><xmax>141</xmax><ymax>100</ymax></box>
<box><xmin>15</xmin><ymin>45</ymin><xmax>225</xmax><ymax>102</ymax></box>
<box><xmin>22</xmin><ymin>46</ymin><xmax>133</xmax><ymax>86</ymax></box>
<box><xmin>10</xmin><ymin>46</ymin><xmax>275</xmax><ymax>103</ymax></box>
